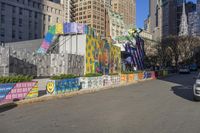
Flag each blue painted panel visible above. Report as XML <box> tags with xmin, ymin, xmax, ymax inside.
<box><xmin>0</xmin><ymin>83</ymin><xmax>15</xmax><ymax>101</ymax></box>
<box><xmin>54</xmin><ymin>78</ymin><xmax>80</xmax><ymax>94</ymax></box>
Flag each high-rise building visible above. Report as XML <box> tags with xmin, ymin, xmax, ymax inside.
<box><xmin>108</xmin><ymin>10</ymin><xmax>125</xmax><ymax>39</ymax></box>
<box><xmin>0</xmin><ymin>0</ymin><xmax>64</xmax><ymax>43</ymax></box>
<box><xmin>111</xmin><ymin>0</ymin><xmax>136</xmax><ymax>28</ymax></box>
<box><xmin>145</xmin><ymin>0</ymin><xmax>196</xmax><ymax>40</ymax></box>
<box><xmin>60</xmin><ymin>0</ymin><xmax>75</xmax><ymax>22</ymax></box>
<box><xmin>74</xmin><ymin>0</ymin><xmax>110</xmax><ymax>36</ymax></box>
<box><xmin>188</xmin><ymin>0</ymin><xmax>200</xmax><ymax>36</ymax></box>
<box><xmin>145</xmin><ymin>0</ymin><xmax>162</xmax><ymax>40</ymax></box>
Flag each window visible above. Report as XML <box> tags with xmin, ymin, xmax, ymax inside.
<box><xmin>43</xmin><ymin>15</ymin><xmax>46</xmax><ymax>21</ymax></box>
<box><xmin>19</xmin><ymin>18</ymin><xmax>22</xmax><ymax>27</ymax></box>
<box><xmin>19</xmin><ymin>8</ymin><xmax>23</xmax><ymax>15</ymax></box>
<box><xmin>12</xmin><ymin>6</ymin><xmax>16</xmax><ymax>14</ymax></box>
<box><xmin>19</xmin><ymin>31</ymin><xmax>22</xmax><ymax>39</ymax></box>
<box><xmin>1</xmin><ymin>28</ymin><xmax>5</xmax><ymax>37</ymax></box>
<box><xmin>35</xmin><ymin>12</ymin><xmax>37</xmax><ymax>18</ymax></box>
<box><xmin>12</xmin><ymin>30</ymin><xmax>15</xmax><ymax>39</ymax></box>
<box><xmin>1</xmin><ymin>15</ymin><xmax>5</xmax><ymax>23</ymax></box>
<box><xmin>29</xmin><ymin>21</ymin><xmax>32</xmax><ymax>28</ymax></box>
<box><xmin>43</xmin><ymin>24</ymin><xmax>46</xmax><ymax>33</ymax></box>
<box><xmin>48</xmin><ymin>16</ymin><xmax>51</xmax><ymax>22</ymax></box>
<box><xmin>56</xmin><ymin>17</ymin><xmax>59</xmax><ymax>23</ymax></box>
<box><xmin>29</xmin><ymin>11</ymin><xmax>32</xmax><ymax>18</ymax></box>
<box><xmin>29</xmin><ymin>33</ymin><xmax>32</xmax><ymax>39</ymax></box>
<box><xmin>34</xmin><ymin>34</ymin><xmax>38</xmax><ymax>39</ymax></box>
<box><xmin>34</xmin><ymin>22</ymin><xmax>37</xmax><ymax>29</ymax></box>
<box><xmin>1</xmin><ymin>3</ymin><xmax>5</xmax><ymax>11</ymax></box>
<box><xmin>12</xmin><ymin>18</ymin><xmax>16</xmax><ymax>26</ymax></box>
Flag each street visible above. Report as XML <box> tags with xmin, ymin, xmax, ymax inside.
<box><xmin>0</xmin><ymin>72</ymin><xmax>200</xmax><ymax>133</ymax></box>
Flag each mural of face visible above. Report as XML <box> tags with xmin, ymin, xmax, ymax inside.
<box><xmin>46</xmin><ymin>82</ymin><xmax>54</xmax><ymax>94</ymax></box>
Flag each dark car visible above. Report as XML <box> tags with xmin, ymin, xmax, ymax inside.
<box><xmin>179</xmin><ymin>66</ymin><xmax>190</xmax><ymax>74</ymax></box>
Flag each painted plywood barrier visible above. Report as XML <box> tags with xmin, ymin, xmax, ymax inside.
<box><xmin>80</xmin><ymin>77</ymin><xmax>104</xmax><ymax>90</ymax></box>
<box><xmin>121</xmin><ymin>74</ymin><xmax>127</xmax><ymax>83</ymax></box>
<box><xmin>143</xmin><ymin>71</ymin><xmax>152</xmax><ymax>79</ymax></box>
<box><xmin>150</xmin><ymin>71</ymin><xmax>156</xmax><ymax>79</ymax></box>
<box><xmin>86</xmin><ymin>35</ymin><xmax>121</xmax><ymax>75</ymax></box>
<box><xmin>127</xmin><ymin>74</ymin><xmax>134</xmax><ymax>82</ymax></box>
<box><xmin>79</xmin><ymin>75</ymin><xmax>121</xmax><ymax>90</ymax></box>
<box><xmin>138</xmin><ymin>72</ymin><xmax>144</xmax><ymax>81</ymax></box>
<box><xmin>46</xmin><ymin>79</ymin><xmax>80</xmax><ymax>95</ymax></box>
<box><xmin>45</xmin><ymin>71</ymin><xmax>164</xmax><ymax>95</ymax></box>
<box><xmin>110</xmin><ymin>76</ymin><xmax>121</xmax><ymax>85</ymax></box>
<box><xmin>0</xmin><ymin>82</ymin><xmax>38</xmax><ymax>105</ymax></box>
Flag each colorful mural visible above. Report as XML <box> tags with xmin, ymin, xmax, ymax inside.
<box><xmin>0</xmin><ymin>82</ymin><xmax>38</xmax><ymax>105</ymax></box>
<box><xmin>46</xmin><ymin>79</ymin><xmax>80</xmax><ymax>95</ymax></box>
<box><xmin>114</xmin><ymin>28</ymin><xmax>145</xmax><ymax>71</ymax></box>
<box><xmin>86</xmin><ymin>35</ymin><xmax>121</xmax><ymax>74</ymax></box>
<box><xmin>38</xmin><ymin>22</ymin><xmax>145</xmax><ymax>75</ymax></box>
<box><xmin>37</xmin><ymin>22</ymin><xmax>90</xmax><ymax>54</ymax></box>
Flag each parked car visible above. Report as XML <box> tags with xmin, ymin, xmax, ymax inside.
<box><xmin>190</xmin><ymin>64</ymin><xmax>198</xmax><ymax>71</ymax></box>
<box><xmin>193</xmin><ymin>74</ymin><xmax>200</xmax><ymax>101</ymax></box>
<box><xmin>179</xmin><ymin>66</ymin><xmax>190</xmax><ymax>74</ymax></box>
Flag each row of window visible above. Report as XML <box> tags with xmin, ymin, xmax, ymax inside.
<box><xmin>0</xmin><ymin>27</ymin><xmax>44</xmax><ymax>40</ymax></box>
<box><xmin>1</xmin><ymin>14</ymin><xmax>59</xmax><ymax>26</ymax></box>
<box><xmin>1</xmin><ymin>2</ymin><xmax>62</xmax><ymax>15</ymax></box>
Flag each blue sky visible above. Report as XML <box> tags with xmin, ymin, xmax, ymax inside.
<box><xmin>136</xmin><ymin>0</ymin><xmax>197</xmax><ymax>28</ymax></box>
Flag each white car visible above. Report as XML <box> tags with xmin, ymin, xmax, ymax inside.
<box><xmin>193</xmin><ymin>74</ymin><xmax>200</xmax><ymax>101</ymax></box>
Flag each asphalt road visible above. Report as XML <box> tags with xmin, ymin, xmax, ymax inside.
<box><xmin>1</xmin><ymin>72</ymin><xmax>200</xmax><ymax>133</ymax></box>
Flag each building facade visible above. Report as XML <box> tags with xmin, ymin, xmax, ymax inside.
<box><xmin>60</xmin><ymin>0</ymin><xmax>75</xmax><ymax>22</ymax></box>
<box><xmin>73</xmin><ymin>0</ymin><xmax>112</xmax><ymax>37</ymax></box>
<box><xmin>188</xmin><ymin>0</ymin><xmax>200</xmax><ymax>36</ymax></box>
<box><xmin>145</xmin><ymin>0</ymin><xmax>196</xmax><ymax>40</ymax></box>
<box><xmin>108</xmin><ymin>10</ymin><xmax>125</xmax><ymax>39</ymax></box>
<box><xmin>145</xmin><ymin>0</ymin><xmax>162</xmax><ymax>40</ymax></box>
<box><xmin>111</xmin><ymin>0</ymin><xmax>136</xmax><ymax>28</ymax></box>
<box><xmin>0</xmin><ymin>0</ymin><xmax>64</xmax><ymax>43</ymax></box>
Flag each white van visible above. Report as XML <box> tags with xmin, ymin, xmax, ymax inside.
<box><xmin>193</xmin><ymin>73</ymin><xmax>200</xmax><ymax>101</ymax></box>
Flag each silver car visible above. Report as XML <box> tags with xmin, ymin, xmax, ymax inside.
<box><xmin>193</xmin><ymin>74</ymin><xmax>200</xmax><ymax>101</ymax></box>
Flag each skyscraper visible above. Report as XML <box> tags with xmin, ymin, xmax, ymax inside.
<box><xmin>188</xmin><ymin>0</ymin><xmax>200</xmax><ymax>36</ymax></box>
<box><xmin>61</xmin><ymin>0</ymin><xmax>75</xmax><ymax>22</ymax></box>
<box><xmin>145</xmin><ymin>0</ymin><xmax>195</xmax><ymax>40</ymax></box>
<box><xmin>74</xmin><ymin>0</ymin><xmax>111</xmax><ymax>36</ymax></box>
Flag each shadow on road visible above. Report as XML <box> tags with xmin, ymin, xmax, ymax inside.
<box><xmin>0</xmin><ymin>103</ymin><xmax>17</xmax><ymax>113</ymax></box>
<box><xmin>160</xmin><ymin>72</ymin><xmax>198</xmax><ymax>101</ymax></box>
<box><xmin>171</xmin><ymin>86</ymin><xmax>194</xmax><ymax>101</ymax></box>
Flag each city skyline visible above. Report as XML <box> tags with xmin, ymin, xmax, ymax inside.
<box><xmin>136</xmin><ymin>0</ymin><xmax>197</xmax><ymax>28</ymax></box>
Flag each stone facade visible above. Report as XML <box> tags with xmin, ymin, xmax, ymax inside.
<box><xmin>0</xmin><ymin>0</ymin><xmax>64</xmax><ymax>43</ymax></box>
<box><xmin>0</xmin><ymin>46</ymin><xmax>84</xmax><ymax>77</ymax></box>
<box><xmin>188</xmin><ymin>0</ymin><xmax>200</xmax><ymax>36</ymax></box>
